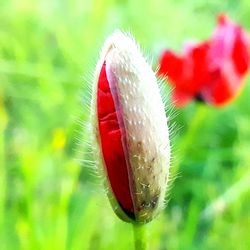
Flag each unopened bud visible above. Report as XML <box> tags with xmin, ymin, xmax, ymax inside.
<box><xmin>91</xmin><ymin>31</ymin><xmax>170</xmax><ymax>223</ymax></box>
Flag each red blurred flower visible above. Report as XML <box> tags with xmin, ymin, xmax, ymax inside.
<box><xmin>158</xmin><ymin>14</ymin><xmax>250</xmax><ymax>107</ymax></box>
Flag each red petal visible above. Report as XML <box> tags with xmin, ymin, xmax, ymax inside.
<box><xmin>200</xmin><ymin>69</ymin><xmax>233</xmax><ymax>105</ymax></box>
<box><xmin>217</xmin><ymin>13</ymin><xmax>227</xmax><ymax>25</ymax></box>
<box><xmin>172</xmin><ymin>89</ymin><xmax>193</xmax><ymax>107</ymax></box>
<box><xmin>158</xmin><ymin>43</ymin><xmax>210</xmax><ymax>107</ymax></box>
<box><xmin>188</xmin><ymin>41</ymin><xmax>210</xmax><ymax>92</ymax></box>
<box><xmin>158</xmin><ymin>50</ymin><xmax>184</xmax><ymax>83</ymax></box>
<box><xmin>97</xmin><ymin>62</ymin><xmax>135</xmax><ymax>218</ymax></box>
<box><xmin>232</xmin><ymin>28</ymin><xmax>250</xmax><ymax>75</ymax></box>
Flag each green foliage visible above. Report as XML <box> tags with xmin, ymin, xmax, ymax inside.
<box><xmin>1</xmin><ymin>0</ymin><xmax>250</xmax><ymax>249</ymax></box>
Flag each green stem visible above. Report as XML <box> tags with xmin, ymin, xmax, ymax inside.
<box><xmin>0</xmin><ymin>96</ymin><xmax>7</xmax><ymax>242</ymax></box>
<box><xmin>132</xmin><ymin>224</ymin><xmax>147</xmax><ymax>250</ymax></box>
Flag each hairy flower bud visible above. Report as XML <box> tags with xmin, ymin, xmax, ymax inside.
<box><xmin>91</xmin><ymin>31</ymin><xmax>170</xmax><ymax>223</ymax></box>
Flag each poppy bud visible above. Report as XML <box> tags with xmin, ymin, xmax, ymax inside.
<box><xmin>91</xmin><ymin>31</ymin><xmax>171</xmax><ymax>223</ymax></box>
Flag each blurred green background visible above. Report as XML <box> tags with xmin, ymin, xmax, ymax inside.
<box><xmin>1</xmin><ymin>0</ymin><xmax>250</xmax><ymax>249</ymax></box>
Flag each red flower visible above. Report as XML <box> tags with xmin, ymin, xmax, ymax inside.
<box><xmin>158</xmin><ymin>14</ymin><xmax>250</xmax><ymax>107</ymax></box>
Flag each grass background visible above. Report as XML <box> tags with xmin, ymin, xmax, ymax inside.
<box><xmin>1</xmin><ymin>0</ymin><xmax>250</xmax><ymax>249</ymax></box>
